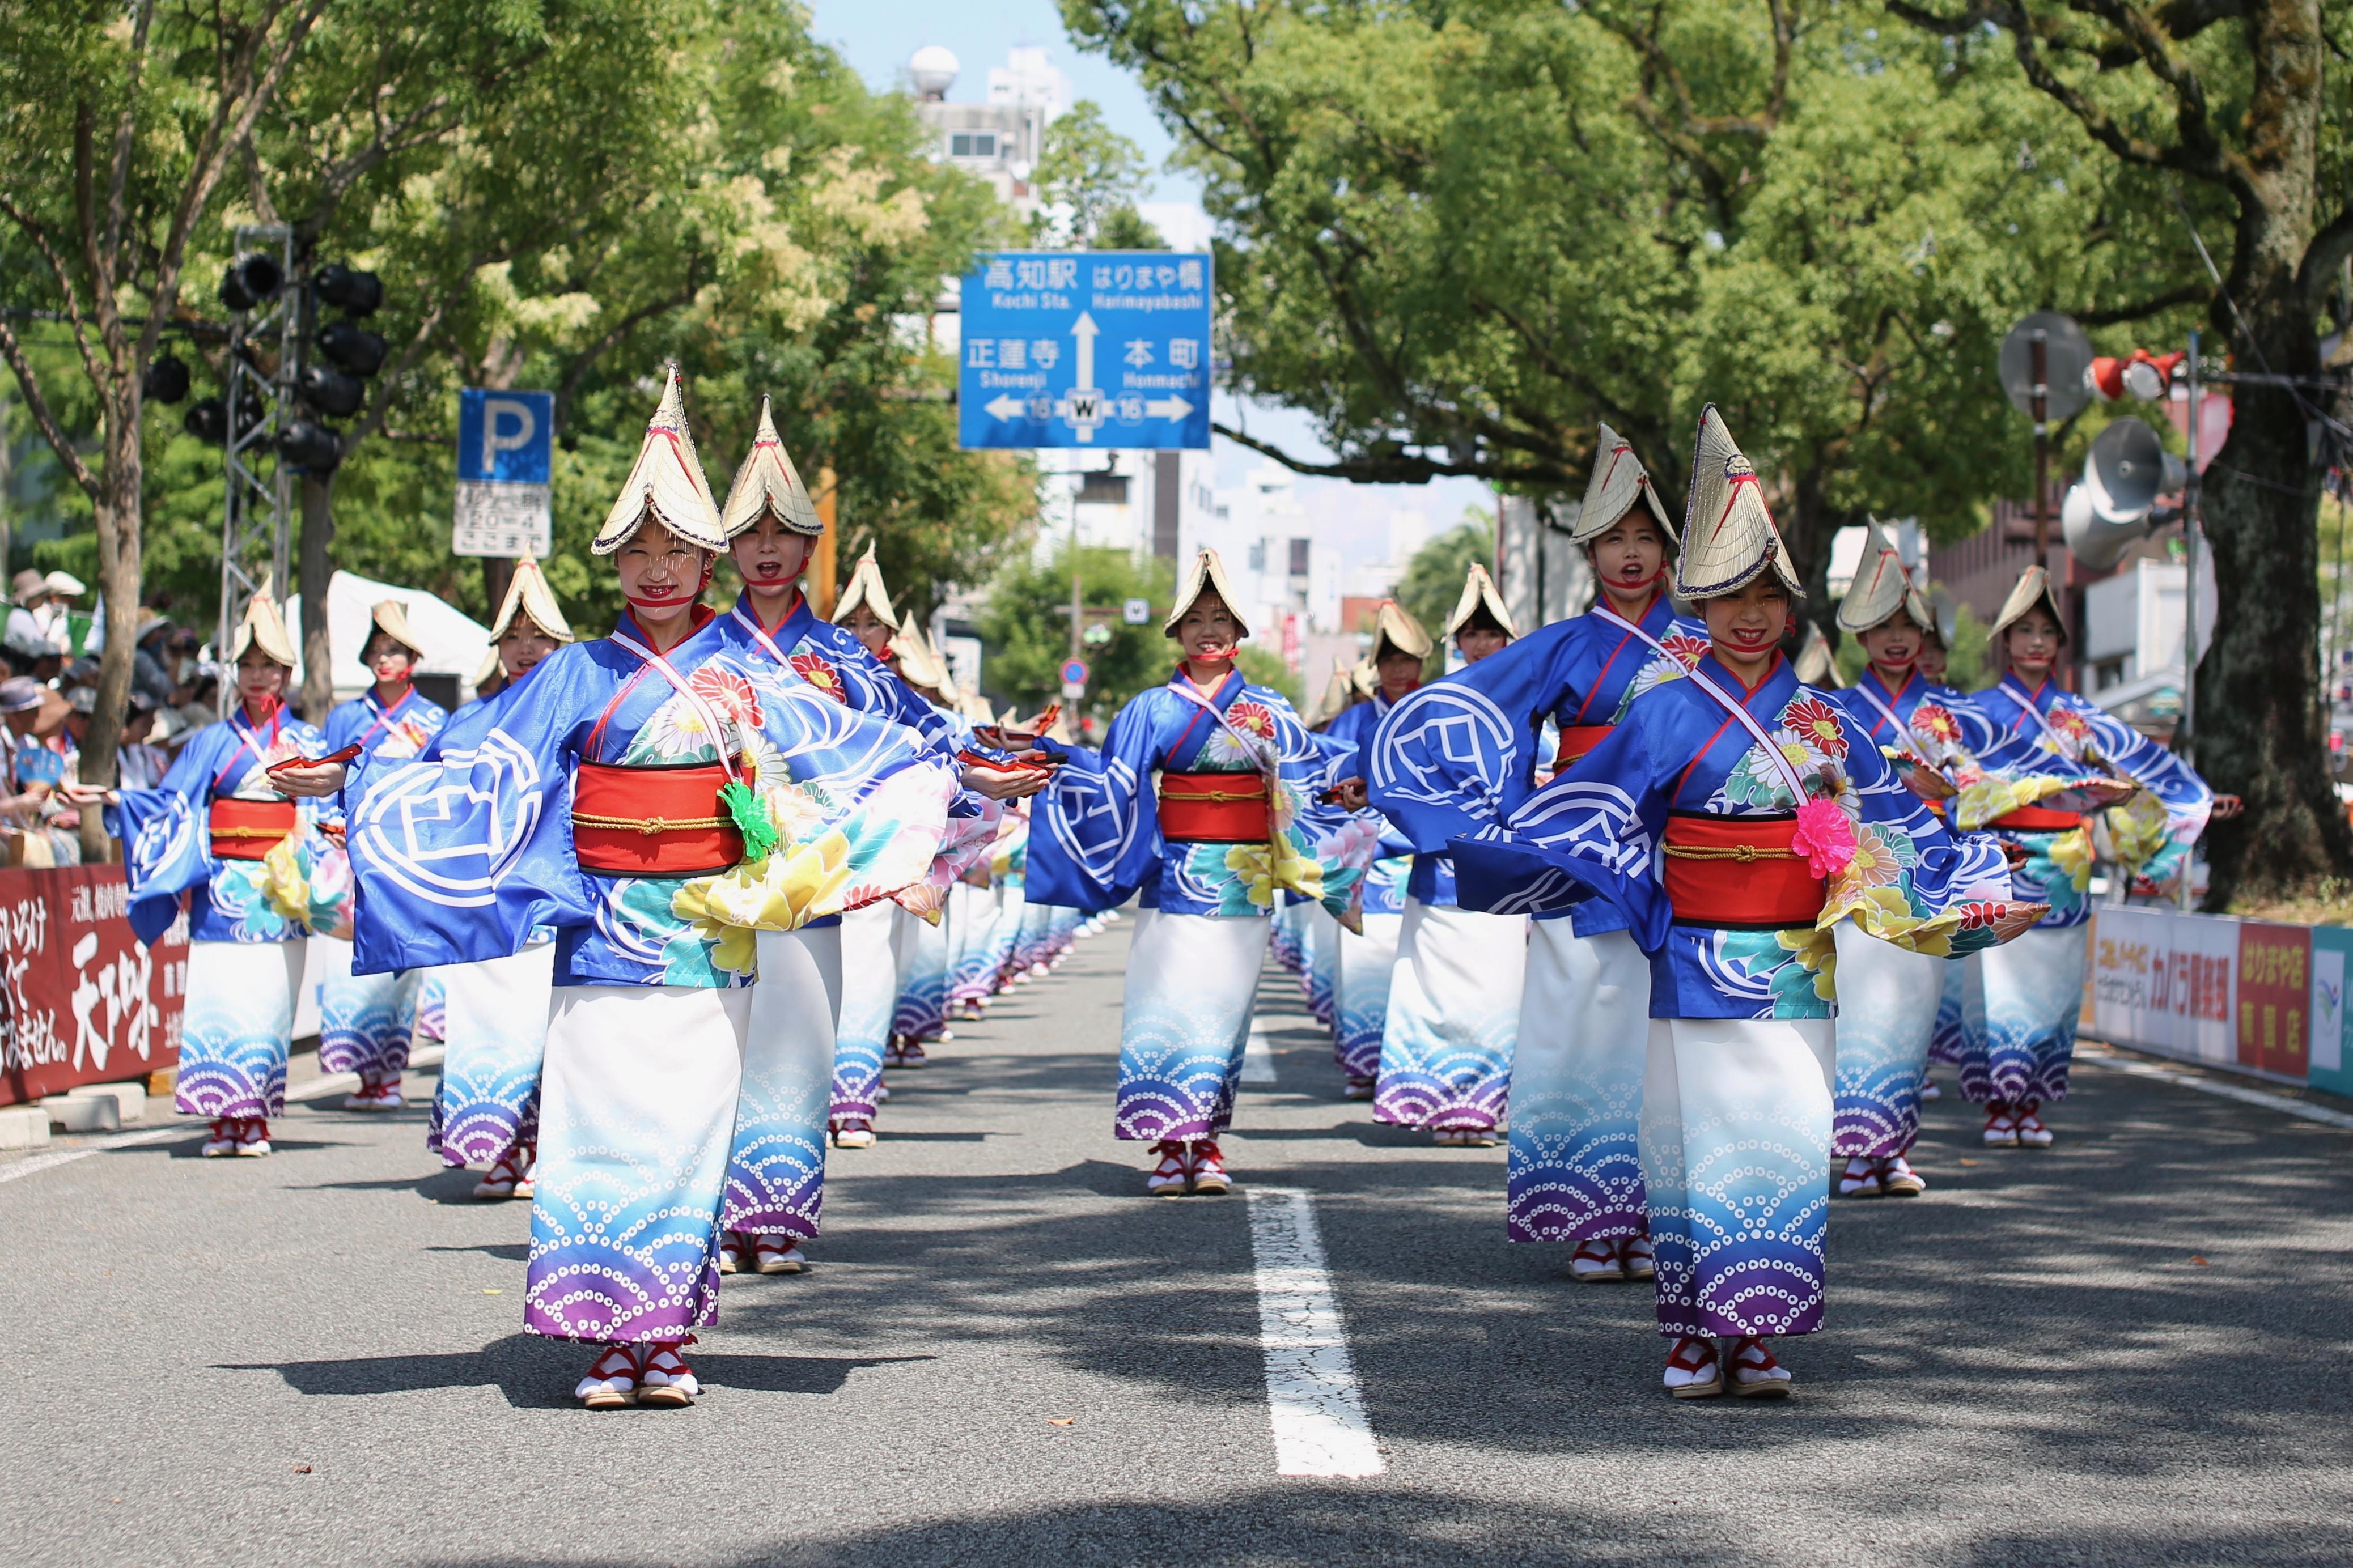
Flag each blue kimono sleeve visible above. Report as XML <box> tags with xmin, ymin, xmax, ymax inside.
<box><xmin>1024</xmin><ymin>695</ymin><xmax>1161</xmax><ymax>911</ymax></box>
<box><xmin>1448</xmin><ymin>714</ymin><xmax>1670</xmax><ymax>949</ymax></box>
<box><xmin>105</xmin><ymin>730</ymin><xmax>222</xmax><ymax>946</ymax></box>
<box><xmin>1844</xmin><ymin>728</ymin><xmax>2017</xmax><ymax>919</ymax></box>
<box><xmin>344</xmin><ymin>666</ymin><xmax>593</xmax><ymax>975</ymax></box>
<box><xmin>1370</xmin><ymin>632</ymin><xmax>1555</xmax><ymax>853</ymax></box>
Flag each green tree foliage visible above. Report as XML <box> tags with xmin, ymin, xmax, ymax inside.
<box><xmin>1393</xmin><ymin>519</ymin><xmax>1494</xmax><ymax>676</ymax></box>
<box><xmin>1060</xmin><ymin>0</ymin><xmax>2198</xmax><ymax>590</ymax></box>
<box><xmin>1028</xmin><ymin>100</ymin><xmax>1165</xmax><ymax>250</ymax></box>
<box><xmin>981</xmin><ymin>544</ymin><xmax>1176</xmax><ymax>728</ymax></box>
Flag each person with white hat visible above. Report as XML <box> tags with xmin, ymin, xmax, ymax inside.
<box><xmin>1371</xmin><ymin>424</ymin><xmax>1708</xmax><ymax>1282</ymax></box>
<box><xmin>701</xmin><ymin>398</ymin><xmax>1027</xmax><ymax>1268</ymax></box>
<box><xmin>1818</xmin><ymin>523</ymin><xmax>2101</xmax><ymax>1196</ymax></box>
<box><xmin>1024</xmin><ymin>547</ymin><xmax>1360</xmax><ymax>1196</ymax></box>
<box><xmin>1449</xmin><ymin>407</ymin><xmax>2047</xmax><ymax>1397</ymax></box>
<box><xmin>1366</xmin><ymin>566</ymin><xmax>1529</xmax><ymax>1147</ymax></box>
<box><xmin>314</xmin><ymin>599</ymin><xmax>450</xmax><ymax>1112</ymax></box>
<box><xmin>416</xmin><ymin>558</ymin><xmax>575</xmax><ymax>1201</ymax></box>
<box><xmin>1962</xmin><ymin>565</ymin><xmax>2226</xmax><ymax>1149</ymax></box>
<box><xmin>1318</xmin><ymin>601</ymin><xmax>1434</xmax><ymax>1099</ymax></box>
<box><xmin>68</xmin><ymin>594</ymin><xmax>345</xmax><ymax>1158</ymax></box>
<box><xmin>321</xmin><ymin>369</ymin><xmax>962</xmax><ymax>1409</ymax></box>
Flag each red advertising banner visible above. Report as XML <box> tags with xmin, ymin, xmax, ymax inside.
<box><xmin>0</xmin><ymin>866</ymin><xmax>188</xmax><ymax>1108</ymax></box>
<box><xmin>2236</xmin><ymin>920</ymin><xmax>2311</xmax><ymax>1080</ymax></box>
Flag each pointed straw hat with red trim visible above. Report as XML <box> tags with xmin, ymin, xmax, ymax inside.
<box><xmin>1835</xmin><ymin>519</ymin><xmax>1932</xmax><ymax>634</ymax></box>
<box><xmin>1673</xmin><ymin>405</ymin><xmax>1803</xmax><ymax>601</ymax></box>
<box><xmin>1572</xmin><ymin>423</ymin><xmax>1677</xmax><ymax>543</ymax></box>
<box><xmin>593</xmin><ymin>365</ymin><xmax>725</xmax><ymax>556</ymax></box>
<box><xmin>720</xmin><ymin>396</ymin><xmax>824</xmax><ymax>539</ymax></box>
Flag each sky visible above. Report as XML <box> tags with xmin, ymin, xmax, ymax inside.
<box><xmin>808</xmin><ymin>0</ymin><xmax>1497</xmax><ymax>576</ymax></box>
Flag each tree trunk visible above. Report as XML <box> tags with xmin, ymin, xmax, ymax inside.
<box><xmin>78</xmin><ymin>384</ymin><xmax>143</xmax><ymax>862</ymax></box>
<box><xmin>299</xmin><ymin>471</ymin><xmax>335</xmax><ymax>722</ymax></box>
<box><xmin>481</xmin><ymin>556</ymin><xmax>514</xmax><ymax>624</ymax></box>
<box><xmin>2195</xmin><ymin>189</ymin><xmax>2353</xmax><ymax>903</ymax></box>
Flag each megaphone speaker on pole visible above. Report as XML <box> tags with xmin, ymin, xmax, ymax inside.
<box><xmin>2064</xmin><ymin>416</ymin><xmax>2190</xmax><ymax>570</ymax></box>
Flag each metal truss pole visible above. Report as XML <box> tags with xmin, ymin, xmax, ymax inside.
<box><xmin>217</xmin><ymin>223</ymin><xmax>297</xmax><ymax>713</ymax></box>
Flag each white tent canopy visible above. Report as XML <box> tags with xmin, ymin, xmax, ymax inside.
<box><xmin>286</xmin><ymin>570</ymin><xmax>492</xmax><ymax>701</ymax></box>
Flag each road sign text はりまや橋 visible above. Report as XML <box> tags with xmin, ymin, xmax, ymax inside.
<box><xmin>957</xmin><ymin>252</ymin><xmax>1212</xmax><ymax>452</ymax></box>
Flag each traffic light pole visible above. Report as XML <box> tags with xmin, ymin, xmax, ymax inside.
<box><xmin>217</xmin><ymin>223</ymin><xmax>298</xmax><ymax>709</ymax></box>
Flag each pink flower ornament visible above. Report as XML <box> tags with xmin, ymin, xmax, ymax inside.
<box><xmin>1791</xmin><ymin>796</ymin><xmax>1856</xmax><ymax>881</ymax></box>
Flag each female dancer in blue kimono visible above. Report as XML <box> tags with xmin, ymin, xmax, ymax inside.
<box><xmin>706</xmin><ymin>402</ymin><xmax>1031</xmax><ymax>1271</ymax></box>
<box><xmin>1027</xmin><ymin>548</ymin><xmax>1362</xmax><ymax>1196</ymax></box>
<box><xmin>70</xmin><ymin>595</ymin><xmax>345</xmax><ymax>1159</ymax></box>
<box><xmin>1452</xmin><ymin>407</ymin><xmax>2043</xmax><ymax>1397</ymax></box>
<box><xmin>1966</xmin><ymin>566</ymin><xmax>2225</xmax><ymax>1148</ymax></box>
<box><xmin>1820</xmin><ymin>525</ymin><xmax>2106</xmax><ymax>1199</ymax></box>
<box><xmin>317</xmin><ymin>598</ymin><xmax>448</xmax><ymax>1111</ymax></box>
<box><xmin>1321</xmin><ymin>604</ymin><xmax>1431</xmax><ymax>1097</ymax></box>
<box><xmin>421</xmin><ymin>558</ymin><xmax>574</xmax><ymax>1201</ymax></box>
<box><xmin>1369</xmin><ymin>566</ymin><xmax>1527</xmax><ymax>1145</ymax></box>
<box><xmin>1372</xmin><ymin>425</ymin><xmax>1707</xmax><ymax>1284</ymax></box>
<box><xmin>321</xmin><ymin>373</ymin><xmax>962</xmax><ymax>1409</ymax></box>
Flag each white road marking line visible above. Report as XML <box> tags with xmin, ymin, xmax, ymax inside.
<box><xmin>2079</xmin><ymin>1046</ymin><xmax>2353</xmax><ymax>1132</ymax></box>
<box><xmin>0</xmin><ymin>1046</ymin><xmax>448</xmax><ymax>1188</ymax></box>
<box><xmin>1245</xmin><ymin>1187</ymin><xmax>1385</xmax><ymax>1479</ymax></box>
<box><xmin>1243</xmin><ymin>1021</ymin><xmax>1279</xmax><ymax>1085</ymax></box>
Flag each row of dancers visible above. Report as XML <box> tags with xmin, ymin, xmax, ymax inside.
<box><xmin>82</xmin><ymin>377</ymin><xmax>2214</xmax><ymax>1405</ymax></box>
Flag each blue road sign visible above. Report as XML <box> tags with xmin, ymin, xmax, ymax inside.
<box><xmin>959</xmin><ymin>252</ymin><xmax>1212</xmax><ymax>452</ymax></box>
<box><xmin>457</xmin><ymin>390</ymin><xmax>553</xmax><ymax>483</ymax></box>
<box><xmin>1059</xmin><ymin>657</ymin><xmax>1089</xmax><ymax>686</ymax></box>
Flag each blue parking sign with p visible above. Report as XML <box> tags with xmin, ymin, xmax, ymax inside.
<box><xmin>458</xmin><ymin>390</ymin><xmax>554</xmax><ymax>483</ymax></box>
<box><xmin>958</xmin><ymin>252</ymin><xmax>1212</xmax><ymax>451</ymax></box>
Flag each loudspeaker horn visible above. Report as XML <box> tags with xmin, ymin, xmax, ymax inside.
<box><xmin>2065</xmin><ymin>417</ymin><xmax>2189</xmax><ymax>570</ymax></box>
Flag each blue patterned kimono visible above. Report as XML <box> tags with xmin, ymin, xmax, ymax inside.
<box><xmin>349</xmin><ymin>607</ymin><xmax>962</xmax><ymax>1343</ymax></box>
<box><xmin>1029</xmin><ymin>668</ymin><xmax>1360</xmax><ymax>1140</ymax></box>
<box><xmin>108</xmin><ymin>704</ymin><xmax>346</xmax><ymax>1117</ymax></box>
<box><xmin>1966</xmin><ymin>673</ymin><xmax>2213</xmax><ymax>1105</ymax></box>
<box><xmin>317</xmin><ymin>685</ymin><xmax>448</xmax><ymax>1082</ymax></box>
<box><xmin>1370</xmin><ymin>592</ymin><xmax>1705</xmax><ymax>1242</ymax></box>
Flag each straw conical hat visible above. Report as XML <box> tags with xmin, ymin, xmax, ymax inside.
<box><xmin>1572</xmin><ymin>423</ymin><xmax>1676</xmax><ymax>543</ymax></box>
<box><xmin>472</xmin><ymin>646</ymin><xmax>503</xmax><ymax>689</ymax></box>
<box><xmin>720</xmin><ymin>396</ymin><xmax>824</xmax><ymax>539</ymax></box>
<box><xmin>486</xmin><ymin>557</ymin><xmax>575</xmax><ymax>646</ymax></box>
<box><xmin>1164</xmin><ymin>547</ymin><xmax>1250</xmax><ymax>639</ymax></box>
<box><xmin>1794</xmin><ymin>621</ymin><xmax>1842</xmax><ymax>687</ymax></box>
<box><xmin>593</xmin><ymin>366</ymin><xmax>725</xmax><ymax>555</ymax></box>
<box><xmin>832</xmin><ymin>543</ymin><xmax>900</xmax><ymax>631</ymax></box>
<box><xmin>1368</xmin><ymin>601</ymin><xmax>1433</xmax><ymax>664</ymax></box>
<box><xmin>1989</xmin><ymin>564</ymin><xmax>2068</xmax><ymax>644</ymax></box>
<box><xmin>1835</xmin><ymin>521</ymin><xmax>1931</xmax><ymax>634</ymax></box>
<box><xmin>1351</xmin><ymin>658</ymin><xmax>1379</xmax><ymax>698</ymax></box>
<box><xmin>229</xmin><ymin>593</ymin><xmax>296</xmax><ymax>668</ymax></box>
<box><xmin>891</xmin><ymin>623</ymin><xmax>951</xmax><ymax>694</ymax></box>
<box><xmin>1675</xmin><ymin>405</ymin><xmax>1803</xmax><ymax>600</ymax></box>
<box><xmin>1443</xmin><ymin>562</ymin><xmax>1516</xmax><ymax>640</ymax></box>
<box><xmin>366</xmin><ymin>598</ymin><xmax>425</xmax><ymax>658</ymax></box>
<box><xmin>1306</xmin><ymin>657</ymin><xmax>1358</xmax><ymax>728</ymax></box>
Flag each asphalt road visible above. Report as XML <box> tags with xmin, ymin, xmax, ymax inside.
<box><xmin>4</xmin><ymin>917</ymin><xmax>2351</xmax><ymax>1568</ymax></box>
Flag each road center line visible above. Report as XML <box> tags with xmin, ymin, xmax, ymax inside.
<box><xmin>2078</xmin><ymin>1045</ymin><xmax>2353</xmax><ymax>1132</ymax></box>
<box><xmin>1242</xmin><ymin>1021</ymin><xmax>1279</xmax><ymax>1085</ymax></box>
<box><xmin>1244</xmin><ymin>1187</ymin><xmax>1385</xmax><ymax>1479</ymax></box>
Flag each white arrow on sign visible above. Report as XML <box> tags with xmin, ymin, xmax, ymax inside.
<box><xmin>984</xmin><ymin>394</ymin><xmax>1027</xmax><ymax>421</ymax></box>
<box><xmin>1071</xmin><ymin>311</ymin><xmax>1098</xmax><ymax>387</ymax></box>
<box><xmin>1144</xmin><ymin>395</ymin><xmax>1193</xmax><ymax>421</ymax></box>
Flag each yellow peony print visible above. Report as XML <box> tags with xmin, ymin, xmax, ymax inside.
<box><xmin>2049</xmin><ymin>825</ymin><xmax>2094</xmax><ymax>891</ymax></box>
<box><xmin>674</xmin><ymin>826</ymin><xmax>857</xmax><ymax>939</ymax></box>
<box><xmin>261</xmin><ymin>836</ymin><xmax>312</xmax><ymax>928</ymax></box>
<box><xmin>1777</xmin><ymin>925</ymin><xmax>1839</xmax><ymax>1002</ymax></box>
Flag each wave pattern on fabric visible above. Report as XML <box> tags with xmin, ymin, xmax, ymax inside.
<box><xmin>1641</xmin><ymin>1016</ymin><xmax>1835</xmax><ymax>1338</ymax></box>
<box><xmin>724</xmin><ymin>926</ymin><xmax>842</xmax><ymax>1238</ymax></box>
<box><xmin>1374</xmin><ymin>902</ymin><xmax>1524</xmax><ymax>1129</ymax></box>
<box><xmin>1333</xmin><ymin>912</ymin><xmax>1401</xmax><ymax>1080</ymax></box>
<box><xmin>1504</xmin><ymin>925</ymin><xmax>1650</xmax><ymax>1242</ymax></box>
<box><xmin>1966</xmin><ymin>924</ymin><xmax>2087</xmax><ymax>1104</ymax></box>
<box><xmin>430</xmin><ymin>946</ymin><xmax>554</xmax><ymax>1166</ymax></box>
<box><xmin>1929</xmin><ymin>954</ymin><xmax>1979</xmax><ymax>1065</ymax></box>
<box><xmin>892</xmin><ymin>912</ymin><xmax>949</xmax><ymax>1042</ymax></box>
<box><xmin>315</xmin><ymin>937</ymin><xmax>409</xmax><ymax>1078</ymax></box>
<box><xmin>526</xmin><ymin>985</ymin><xmax>749</xmax><ymax>1344</ymax></box>
<box><xmin>1305</xmin><ymin>903</ymin><xmax>1338</xmax><ymax>1028</ymax></box>
<box><xmin>830</xmin><ymin>904</ymin><xmax>897</xmax><ymax>1121</ymax></box>
<box><xmin>1830</xmin><ymin>925</ymin><xmax>1944</xmax><ymax>1157</ymax></box>
<box><xmin>946</xmin><ymin>883</ymin><xmax>999</xmax><ymax>1005</ymax></box>
<box><xmin>1114</xmin><ymin>911</ymin><xmax>1267</xmax><ymax>1141</ymax></box>
<box><xmin>175</xmin><ymin>940</ymin><xmax>302</xmax><ymax>1118</ymax></box>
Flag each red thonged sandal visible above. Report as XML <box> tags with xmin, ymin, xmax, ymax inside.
<box><xmin>636</xmin><ymin>1337</ymin><xmax>700</xmax><ymax>1408</ymax></box>
<box><xmin>1664</xmin><ymin>1336</ymin><xmax>1722</xmax><ymax>1399</ymax></box>
<box><xmin>1146</xmin><ymin>1140</ymin><xmax>1190</xmax><ymax>1197</ymax></box>
<box><xmin>1727</xmin><ymin>1335</ymin><xmax>1792</xmax><ymax>1397</ymax></box>
<box><xmin>1570</xmin><ymin>1237</ymin><xmax>1625</xmax><ymax>1282</ymax></box>
<box><xmin>576</xmin><ymin>1345</ymin><xmax>639</xmax><ymax>1409</ymax></box>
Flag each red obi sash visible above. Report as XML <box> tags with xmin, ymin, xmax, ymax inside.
<box><xmin>1991</xmin><ymin>804</ymin><xmax>2082</xmax><ymax>832</ymax></box>
<box><xmin>1554</xmin><ymin>724</ymin><xmax>1614</xmax><ymax>768</ymax></box>
<box><xmin>208</xmin><ymin>799</ymin><xmax>296</xmax><ymax>861</ymax></box>
<box><xmin>1157</xmin><ymin>771</ymin><xmax>1269</xmax><ymax>843</ymax></box>
<box><xmin>1660</xmin><ymin>813</ymin><xmax>1825</xmax><ymax>928</ymax></box>
<box><xmin>570</xmin><ymin>760</ymin><xmax>743</xmax><ymax>876</ymax></box>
